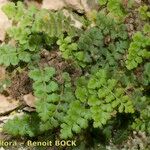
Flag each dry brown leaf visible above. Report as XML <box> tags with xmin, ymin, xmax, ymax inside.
<box><xmin>23</xmin><ymin>93</ymin><xmax>35</xmax><ymax>108</ymax></box>
<box><xmin>0</xmin><ymin>0</ymin><xmax>12</xmax><ymax>42</ymax></box>
<box><xmin>0</xmin><ymin>94</ymin><xmax>20</xmax><ymax>115</ymax></box>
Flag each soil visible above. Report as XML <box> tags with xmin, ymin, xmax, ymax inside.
<box><xmin>39</xmin><ymin>49</ymin><xmax>82</xmax><ymax>84</ymax></box>
<box><xmin>7</xmin><ymin>71</ymin><xmax>33</xmax><ymax>100</ymax></box>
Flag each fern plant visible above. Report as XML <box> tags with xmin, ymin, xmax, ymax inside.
<box><xmin>57</xmin><ymin>36</ymin><xmax>78</xmax><ymax>59</ymax></box>
<box><xmin>29</xmin><ymin>67</ymin><xmax>74</xmax><ymax>131</ymax></box>
<box><xmin>0</xmin><ymin>2</ymin><xmax>77</xmax><ymax>67</ymax></box>
<box><xmin>138</xmin><ymin>5</ymin><xmax>150</xmax><ymax>20</ymax></box>
<box><xmin>0</xmin><ymin>44</ymin><xmax>31</xmax><ymax>66</ymax></box>
<box><xmin>87</xmin><ymin>69</ymin><xmax>134</xmax><ymax>127</ymax></box>
<box><xmin>126</xmin><ymin>5</ymin><xmax>150</xmax><ymax>70</ymax></box>
<box><xmin>126</xmin><ymin>31</ymin><xmax>150</xmax><ymax>70</ymax></box>
<box><xmin>60</xmin><ymin>100</ymin><xmax>90</xmax><ymax>139</ymax></box>
<box><xmin>132</xmin><ymin>96</ymin><xmax>150</xmax><ymax>134</ymax></box>
<box><xmin>98</xmin><ymin>0</ymin><xmax>129</xmax><ymax>21</ymax></box>
<box><xmin>3</xmin><ymin>113</ymin><xmax>40</xmax><ymax>137</ymax></box>
<box><xmin>1</xmin><ymin>0</ymin><xmax>150</xmax><ymax>147</ymax></box>
<box><xmin>77</xmin><ymin>12</ymin><xmax>129</xmax><ymax>68</ymax></box>
<box><xmin>60</xmin><ymin>69</ymin><xmax>135</xmax><ymax>139</ymax></box>
<box><xmin>3</xmin><ymin>66</ymin><xmax>76</xmax><ymax>136</ymax></box>
<box><xmin>142</xmin><ymin>62</ymin><xmax>150</xmax><ymax>85</ymax></box>
<box><xmin>55</xmin><ymin>13</ymin><xmax>129</xmax><ymax>68</ymax></box>
<box><xmin>132</xmin><ymin>107</ymin><xmax>150</xmax><ymax>134</ymax></box>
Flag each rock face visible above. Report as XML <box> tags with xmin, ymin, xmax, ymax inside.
<box><xmin>64</xmin><ymin>0</ymin><xmax>84</xmax><ymax>13</ymax></box>
<box><xmin>42</xmin><ymin>0</ymin><xmax>65</xmax><ymax>10</ymax></box>
<box><xmin>81</xmin><ymin>0</ymin><xmax>99</xmax><ymax>12</ymax></box>
<box><xmin>42</xmin><ymin>0</ymin><xmax>98</xmax><ymax>13</ymax></box>
<box><xmin>23</xmin><ymin>93</ymin><xmax>35</xmax><ymax>108</ymax></box>
<box><xmin>0</xmin><ymin>0</ymin><xmax>12</xmax><ymax>42</ymax></box>
<box><xmin>0</xmin><ymin>95</ymin><xmax>20</xmax><ymax>115</ymax></box>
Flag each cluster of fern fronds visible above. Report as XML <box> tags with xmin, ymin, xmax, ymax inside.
<box><xmin>0</xmin><ymin>1</ymin><xmax>150</xmax><ymax>149</ymax></box>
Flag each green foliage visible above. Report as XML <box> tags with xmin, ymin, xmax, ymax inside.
<box><xmin>0</xmin><ymin>44</ymin><xmax>31</xmax><ymax>66</ymax></box>
<box><xmin>126</xmin><ymin>31</ymin><xmax>150</xmax><ymax>70</ymax></box>
<box><xmin>29</xmin><ymin>67</ymin><xmax>77</xmax><ymax>132</ymax></box>
<box><xmin>60</xmin><ymin>69</ymin><xmax>134</xmax><ymax>139</ymax></box>
<box><xmin>29</xmin><ymin>67</ymin><xmax>61</xmax><ymax>130</ymax></box>
<box><xmin>132</xmin><ymin>108</ymin><xmax>150</xmax><ymax>134</ymax></box>
<box><xmin>142</xmin><ymin>63</ymin><xmax>150</xmax><ymax>85</ymax></box>
<box><xmin>132</xmin><ymin>96</ymin><xmax>150</xmax><ymax>134</ymax></box>
<box><xmin>1</xmin><ymin>2</ymin><xmax>77</xmax><ymax>67</ymax></box>
<box><xmin>98</xmin><ymin>0</ymin><xmax>127</xmax><ymax>21</ymax></box>
<box><xmin>1</xmin><ymin>0</ymin><xmax>150</xmax><ymax>148</ymax></box>
<box><xmin>60</xmin><ymin>101</ymin><xmax>89</xmax><ymax>139</ymax></box>
<box><xmin>56</xmin><ymin>13</ymin><xmax>129</xmax><ymax>68</ymax></box>
<box><xmin>107</xmin><ymin>0</ymin><xmax>126</xmax><ymax>20</ymax></box>
<box><xmin>4</xmin><ymin>66</ymin><xmax>76</xmax><ymax>137</ymax></box>
<box><xmin>2</xmin><ymin>2</ymin><xmax>75</xmax><ymax>38</ymax></box>
<box><xmin>87</xmin><ymin>69</ymin><xmax>134</xmax><ymax>128</ymax></box>
<box><xmin>2</xmin><ymin>2</ymin><xmax>24</xmax><ymax>20</ymax></box>
<box><xmin>32</xmin><ymin>10</ymin><xmax>76</xmax><ymax>38</ymax></box>
<box><xmin>3</xmin><ymin>113</ymin><xmax>40</xmax><ymax>137</ymax></box>
<box><xmin>98</xmin><ymin>0</ymin><xmax>107</xmax><ymax>5</ymax></box>
<box><xmin>77</xmin><ymin>12</ymin><xmax>129</xmax><ymax>68</ymax></box>
<box><xmin>57</xmin><ymin>36</ymin><xmax>78</xmax><ymax>59</ymax></box>
<box><xmin>138</xmin><ymin>5</ymin><xmax>150</xmax><ymax>20</ymax></box>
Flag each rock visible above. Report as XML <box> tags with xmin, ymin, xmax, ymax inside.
<box><xmin>135</xmin><ymin>0</ymin><xmax>141</xmax><ymax>4</ymax></box>
<box><xmin>25</xmin><ymin>0</ymin><xmax>42</xmax><ymax>9</ymax></box>
<box><xmin>42</xmin><ymin>0</ymin><xmax>65</xmax><ymax>10</ymax></box>
<box><xmin>23</xmin><ymin>93</ymin><xmax>35</xmax><ymax>108</ymax></box>
<box><xmin>23</xmin><ymin>107</ymin><xmax>35</xmax><ymax>112</ymax></box>
<box><xmin>0</xmin><ymin>0</ymin><xmax>12</xmax><ymax>42</ymax></box>
<box><xmin>64</xmin><ymin>0</ymin><xmax>84</xmax><ymax>13</ymax></box>
<box><xmin>63</xmin><ymin>10</ymin><xmax>83</xmax><ymax>29</ymax></box>
<box><xmin>42</xmin><ymin>0</ymin><xmax>98</xmax><ymax>13</ymax></box>
<box><xmin>81</xmin><ymin>0</ymin><xmax>98</xmax><ymax>13</ymax></box>
<box><xmin>0</xmin><ymin>95</ymin><xmax>20</xmax><ymax>115</ymax></box>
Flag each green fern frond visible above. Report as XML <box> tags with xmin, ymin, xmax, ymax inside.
<box><xmin>132</xmin><ymin>106</ymin><xmax>150</xmax><ymax>134</ymax></box>
<box><xmin>29</xmin><ymin>67</ymin><xmax>61</xmax><ymax>129</ymax></box>
<box><xmin>0</xmin><ymin>44</ymin><xmax>31</xmax><ymax>66</ymax></box>
<box><xmin>87</xmin><ymin>69</ymin><xmax>134</xmax><ymax>127</ymax></box>
<box><xmin>126</xmin><ymin>31</ymin><xmax>150</xmax><ymax>70</ymax></box>
<box><xmin>29</xmin><ymin>67</ymin><xmax>75</xmax><ymax>131</ymax></box>
<box><xmin>60</xmin><ymin>101</ymin><xmax>90</xmax><ymax>139</ymax></box>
